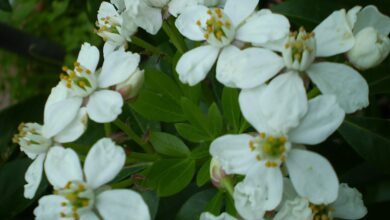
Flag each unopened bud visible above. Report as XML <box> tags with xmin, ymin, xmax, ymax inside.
<box><xmin>347</xmin><ymin>27</ymin><xmax>390</xmax><ymax>70</ymax></box>
<box><xmin>210</xmin><ymin>158</ymin><xmax>227</xmax><ymax>188</ymax></box>
<box><xmin>116</xmin><ymin>69</ymin><xmax>145</xmax><ymax>100</ymax></box>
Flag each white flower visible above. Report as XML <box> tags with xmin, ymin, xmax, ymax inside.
<box><xmin>168</xmin><ymin>0</ymin><xmax>226</xmax><ymax>17</ymax></box>
<box><xmin>222</xmin><ymin>8</ymin><xmax>369</xmax><ymax>113</ymax></box>
<box><xmin>210</xmin><ymin>74</ymin><xmax>344</xmax><ymax>217</ymax></box>
<box><xmin>96</xmin><ymin>1</ymin><xmax>137</xmax><ymax>54</ymax></box>
<box><xmin>175</xmin><ymin>0</ymin><xmax>290</xmax><ymax>86</ymax></box>
<box><xmin>122</xmin><ymin>0</ymin><xmax>163</xmax><ymax>35</ymax></box>
<box><xmin>42</xmin><ymin>43</ymin><xmax>140</xmax><ymax>139</ymax></box>
<box><xmin>274</xmin><ymin>181</ymin><xmax>367</xmax><ymax>220</ymax></box>
<box><xmin>13</xmin><ymin>118</ymin><xmax>87</xmax><ymax>199</ymax></box>
<box><xmin>200</xmin><ymin>212</ymin><xmax>237</xmax><ymax>220</ymax></box>
<box><xmin>34</xmin><ymin>138</ymin><xmax>150</xmax><ymax>220</ymax></box>
<box><xmin>346</xmin><ymin>5</ymin><xmax>390</xmax><ymax>70</ymax></box>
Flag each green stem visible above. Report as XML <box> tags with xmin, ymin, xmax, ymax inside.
<box><xmin>220</xmin><ymin>177</ymin><xmax>234</xmax><ymax>197</ymax></box>
<box><xmin>162</xmin><ymin>19</ymin><xmax>187</xmax><ymax>53</ymax></box>
<box><xmin>111</xmin><ymin>178</ymin><xmax>134</xmax><ymax>189</ymax></box>
<box><xmin>113</xmin><ymin>119</ymin><xmax>154</xmax><ymax>153</ymax></box>
<box><xmin>104</xmin><ymin>123</ymin><xmax>112</xmax><ymax>137</ymax></box>
<box><xmin>131</xmin><ymin>35</ymin><xmax>171</xmax><ymax>61</ymax></box>
<box><xmin>307</xmin><ymin>87</ymin><xmax>321</xmax><ymax>99</ymax></box>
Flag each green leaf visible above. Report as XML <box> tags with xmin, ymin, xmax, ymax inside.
<box><xmin>271</xmin><ymin>0</ymin><xmax>347</xmax><ymax>29</ymax></box>
<box><xmin>338</xmin><ymin>116</ymin><xmax>390</xmax><ymax>173</ymax></box>
<box><xmin>147</xmin><ymin>159</ymin><xmax>196</xmax><ymax>197</ymax></box>
<box><xmin>205</xmin><ymin>190</ymin><xmax>224</xmax><ymax>215</ymax></box>
<box><xmin>208</xmin><ymin>103</ymin><xmax>223</xmax><ymax>137</ymax></box>
<box><xmin>140</xmin><ymin>190</ymin><xmax>159</xmax><ymax>220</ymax></box>
<box><xmin>86</xmin><ymin>0</ymin><xmax>102</xmax><ymax>24</ymax></box>
<box><xmin>175</xmin><ymin>123</ymin><xmax>213</xmax><ymax>143</ymax></box>
<box><xmin>196</xmin><ymin>159</ymin><xmax>211</xmax><ymax>187</ymax></box>
<box><xmin>221</xmin><ymin>87</ymin><xmax>241</xmax><ymax>133</ymax></box>
<box><xmin>150</xmin><ymin>132</ymin><xmax>190</xmax><ymax>158</ymax></box>
<box><xmin>144</xmin><ymin>68</ymin><xmax>182</xmax><ymax>100</ymax></box>
<box><xmin>366</xmin><ymin>179</ymin><xmax>390</xmax><ymax>204</ymax></box>
<box><xmin>365</xmin><ymin>57</ymin><xmax>390</xmax><ymax>95</ymax></box>
<box><xmin>0</xmin><ymin>0</ymin><xmax>12</xmax><ymax>11</ymax></box>
<box><xmin>0</xmin><ymin>159</ymin><xmax>48</xmax><ymax>219</ymax></box>
<box><xmin>190</xmin><ymin>144</ymin><xmax>210</xmax><ymax>160</ymax></box>
<box><xmin>181</xmin><ymin>98</ymin><xmax>210</xmax><ymax>132</ymax></box>
<box><xmin>175</xmin><ymin>189</ymin><xmax>216</xmax><ymax>220</ymax></box>
<box><xmin>131</xmin><ymin>90</ymin><xmax>185</xmax><ymax>123</ymax></box>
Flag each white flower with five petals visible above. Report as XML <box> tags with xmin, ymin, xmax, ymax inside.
<box><xmin>34</xmin><ymin>138</ymin><xmax>150</xmax><ymax>220</ymax></box>
<box><xmin>42</xmin><ymin>43</ymin><xmax>140</xmax><ymax>139</ymax></box>
<box><xmin>175</xmin><ymin>0</ymin><xmax>290</xmax><ymax>86</ymax></box>
<box><xmin>210</xmin><ymin>73</ymin><xmax>345</xmax><ymax>218</ymax></box>
<box><xmin>220</xmin><ymin>8</ymin><xmax>370</xmax><ymax>113</ymax></box>
<box><xmin>13</xmin><ymin>117</ymin><xmax>87</xmax><ymax>199</ymax></box>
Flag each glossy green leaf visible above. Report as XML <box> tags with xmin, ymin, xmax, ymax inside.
<box><xmin>131</xmin><ymin>90</ymin><xmax>185</xmax><ymax>122</ymax></box>
<box><xmin>208</xmin><ymin>103</ymin><xmax>223</xmax><ymax>137</ymax></box>
<box><xmin>190</xmin><ymin>144</ymin><xmax>210</xmax><ymax>160</ymax></box>
<box><xmin>175</xmin><ymin>189</ymin><xmax>216</xmax><ymax>220</ymax></box>
<box><xmin>205</xmin><ymin>190</ymin><xmax>224</xmax><ymax>215</ymax></box>
<box><xmin>196</xmin><ymin>159</ymin><xmax>211</xmax><ymax>187</ymax></box>
<box><xmin>0</xmin><ymin>0</ymin><xmax>12</xmax><ymax>11</ymax></box>
<box><xmin>175</xmin><ymin>123</ymin><xmax>213</xmax><ymax>143</ymax></box>
<box><xmin>0</xmin><ymin>159</ymin><xmax>48</xmax><ymax>219</ymax></box>
<box><xmin>144</xmin><ymin>68</ymin><xmax>182</xmax><ymax>100</ymax></box>
<box><xmin>221</xmin><ymin>88</ymin><xmax>241</xmax><ymax>133</ymax></box>
<box><xmin>338</xmin><ymin>116</ymin><xmax>390</xmax><ymax>173</ymax></box>
<box><xmin>147</xmin><ymin>159</ymin><xmax>196</xmax><ymax>197</ymax></box>
<box><xmin>150</xmin><ymin>132</ymin><xmax>190</xmax><ymax>158</ymax></box>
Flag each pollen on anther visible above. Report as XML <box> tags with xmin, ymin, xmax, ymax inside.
<box><xmin>196</xmin><ymin>20</ymin><xmax>201</xmax><ymax>26</ymax></box>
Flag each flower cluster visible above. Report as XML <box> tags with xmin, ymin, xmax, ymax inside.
<box><xmin>12</xmin><ymin>0</ymin><xmax>390</xmax><ymax>219</ymax></box>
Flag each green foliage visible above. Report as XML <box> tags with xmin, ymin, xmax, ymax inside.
<box><xmin>150</xmin><ymin>132</ymin><xmax>191</xmax><ymax>158</ymax></box>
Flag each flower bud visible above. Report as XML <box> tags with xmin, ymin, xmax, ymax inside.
<box><xmin>116</xmin><ymin>68</ymin><xmax>145</xmax><ymax>100</ymax></box>
<box><xmin>210</xmin><ymin>158</ymin><xmax>227</xmax><ymax>188</ymax></box>
<box><xmin>347</xmin><ymin>27</ymin><xmax>390</xmax><ymax>70</ymax></box>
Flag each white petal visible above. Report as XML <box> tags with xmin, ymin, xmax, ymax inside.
<box><xmin>44</xmin><ymin>146</ymin><xmax>83</xmax><ymax>188</ymax></box>
<box><xmin>331</xmin><ymin>183</ymin><xmax>367</xmax><ymax>219</ymax></box>
<box><xmin>96</xmin><ymin>189</ymin><xmax>151</xmax><ymax>220</ymax></box>
<box><xmin>34</xmin><ymin>195</ymin><xmax>71</xmax><ymax>220</ymax></box>
<box><xmin>103</xmin><ymin>41</ymin><xmax>119</xmax><ymax>58</ymax></box>
<box><xmin>98</xmin><ymin>2</ymin><xmax>119</xmax><ymax>21</ymax></box>
<box><xmin>274</xmin><ymin>197</ymin><xmax>312</xmax><ymax>220</ymax></box>
<box><xmin>54</xmin><ymin>107</ymin><xmax>88</xmax><ymax>143</ymax></box>
<box><xmin>168</xmin><ymin>0</ymin><xmax>197</xmax><ymax>17</ymax></box>
<box><xmin>288</xmin><ymin>95</ymin><xmax>345</xmax><ymax>145</ymax></box>
<box><xmin>176</xmin><ymin>45</ymin><xmax>219</xmax><ymax>86</ymax></box>
<box><xmin>233</xmin><ymin>180</ymin><xmax>267</xmax><ymax>220</ymax></box>
<box><xmin>42</xmin><ymin>83</ymin><xmax>82</xmax><ymax>138</ymax></box>
<box><xmin>24</xmin><ymin>154</ymin><xmax>45</xmax><ymax>199</ymax></box>
<box><xmin>314</xmin><ymin>9</ymin><xmax>355</xmax><ymax>57</ymax></box>
<box><xmin>86</xmin><ymin>90</ymin><xmax>123</xmax><ymax>123</ymax></box>
<box><xmin>239</xmin><ymin>86</ymin><xmax>276</xmax><ymax>134</ymax></box>
<box><xmin>354</xmin><ymin>5</ymin><xmax>390</xmax><ymax>36</ymax></box>
<box><xmin>307</xmin><ymin>62</ymin><xmax>369</xmax><ymax>113</ymax></box>
<box><xmin>175</xmin><ymin>5</ymin><xmax>209</xmax><ymax>40</ymax></box>
<box><xmin>209</xmin><ymin>134</ymin><xmax>257</xmax><ymax>175</ymax></box>
<box><xmin>84</xmin><ymin>138</ymin><xmax>125</xmax><ymax>188</ymax></box>
<box><xmin>244</xmin><ymin>164</ymin><xmax>284</xmax><ymax>210</ymax></box>
<box><xmin>200</xmin><ymin>212</ymin><xmax>237</xmax><ymax>220</ymax></box>
<box><xmin>132</xmin><ymin>1</ymin><xmax>163</xmax><ymax>35</ymax></box>
<box><xmin>77</xmin><ymin>43</ymin><xmax>100</xmax><ymax>72</ymax></box>
<box><xmin>223</xmin><ymin>0</ymin><xmax>258</xmax><ymax>27</ymax></box>
<box><xmin>286</xmin><ymin>149</ymin><xmax>339</xmax><ymax>204</ymax></box>
<box><xmin>99</xmin><ymin>50</ymin><xmax>140</xmax><ymax>88</ymax></box>
<box><xmin>236</xmin><ymin>9</ymin><xmax>290</xmax><ymax>44</ymax></box>
<box><xmin>80</xmin><ymin>211</ymin><xmax>100</xmax><ymax>220</ymax></box>
<box><xmin>259</xmin><ymin>72</ymin><xmax>308</xmax><ymax>134</ymax></box>
<box><xmin>346</xmin><ymin>6</ymin><xmax>362</xmax><ymax>29</ymax></box>
<box><xmin>216</xmin><ymin>46</ymin><xmax>284</xmax><ymax>89</ymax></box>
<box><xmin>254</xmin><ymin>37</ymin><xmax>287</xmax><ymax>53</ymax></box>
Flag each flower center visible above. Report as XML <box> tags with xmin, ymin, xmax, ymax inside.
<box><xmin>196</xmin><ymin>8</ymin><xmax>235</xmax><ymax>47</ymax></box>
<box><xmin>55</xmin><ymin>181</ymin><xmax>94</xmax><ymax>220</ymax></box>
<box><xmin>96</xmin><ymin>16</ymin><xmax>122</xmax><ymax>41</ymax></box>
<box><xmin>309</xmin><ymin>203</ymin><xmax>334</xmax><ymax>220</ymax></box>
<box><xmin>13</xmin><ymin>122</ymin><xmax>52</xmax><ymax>155</ymax></box>
<box><xmin>249</xmin><ymin>133</ymin><xmax>290</xmax><ymax>168</ymax></box>
<box><xmin>283</xmin><ymin>27</ymin><xmax>316</xmax><ymax>72</ymax></box>
<box><xmin>60</xmin><ymin>62</ymin><xmax>97</xmax><ymax>97</ymax></box>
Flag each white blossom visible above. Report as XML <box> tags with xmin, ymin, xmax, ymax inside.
<box><xmin>34</xmin><ymin>138</ymin><xmax>150</xmax><ymax>220</ymax></box>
